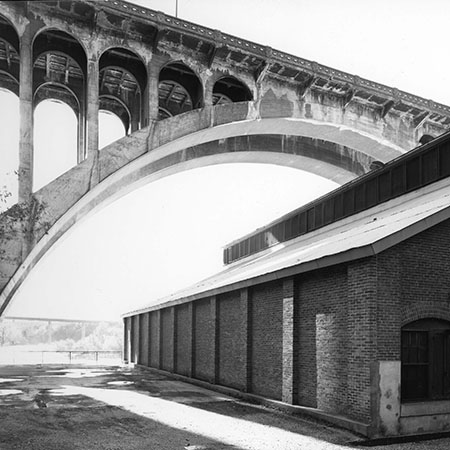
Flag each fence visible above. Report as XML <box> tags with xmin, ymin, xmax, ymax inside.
<box><xmin>0</xmin><ymin>349</ymin><xmax>123</xmax><ymax>365</ymax></box>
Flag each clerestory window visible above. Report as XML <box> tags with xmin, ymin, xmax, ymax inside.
<box><xmin>401</xmin><ymin>319</ymin><xmax>450</xmax><ymax>402</ymax></box>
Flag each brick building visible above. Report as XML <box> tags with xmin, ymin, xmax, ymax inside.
<box><xmin>124</xmin><ymin>131</ymin><xmax>450</xmax><ymax>438</ymax></box>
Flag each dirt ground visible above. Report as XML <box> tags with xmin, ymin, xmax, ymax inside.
<box><xmin>0</xmin><ymin>364</ymin><xmax>450</xmax><ymax>450</ymax></box>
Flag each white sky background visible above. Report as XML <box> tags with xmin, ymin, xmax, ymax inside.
<box><xmin>3</xmin><ymin>0</ymin><xmax>450</xmax><ymax>321</ymax></box>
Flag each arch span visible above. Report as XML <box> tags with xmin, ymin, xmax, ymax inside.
<box><xmin>0</xmin><ymin>101</ymin><xmax>405</xmax><ymax>315</ymax></box>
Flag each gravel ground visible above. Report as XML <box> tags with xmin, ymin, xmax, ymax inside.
<box><xmin>0</xmin><ymin>364</ymin><xmax>450</xmax><ymax>450</ymax></box>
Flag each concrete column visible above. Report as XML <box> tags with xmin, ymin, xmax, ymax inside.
<box><xmin>146</xmin><ymin>57</ymin><xmax>163</xmax><ymax>125</ymax></box>
<box><xmin>240</xmin><ymin>288</ymin><xmax>251</xmax><ymax>392</ymax></box>
<box><xmin>282</xmin><ymin>277</ymin><xmax>297</xmax><ymax>404</ymax></box>
<box><xmin>210</xmin><ymin>296</ymin><xmax>219</xmax><ymax>384</ymax></box>
<box><xmin>18</xmin><ymin>26</ymin><xmax>33</xmax><ymax>201</ymax></box>
<box><xmin>86</xmin><ymin>56</ymin><xmax>99</xmax><ymax>159</ymax></box>
<box><xmin>203</xmin><ymin>75</ymin><xmax>214</xmax><ymax>107</ymax></box>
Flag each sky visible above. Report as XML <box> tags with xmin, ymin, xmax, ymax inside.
<box><xmin>2</xmin><ymin>0</ymin><xmax>450</xmax><ymax>321</ymax></box>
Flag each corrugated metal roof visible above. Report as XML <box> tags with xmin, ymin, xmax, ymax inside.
<box><xmin>124</xmin><ymin>177</ymin><xmax>450</xmax><ymax>317</ymax></box>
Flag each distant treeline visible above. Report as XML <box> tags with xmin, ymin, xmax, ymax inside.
<box><xmin>0</xmin><ymin>320</ymin><xmax>122</xmax><ymax>351</ymax></box>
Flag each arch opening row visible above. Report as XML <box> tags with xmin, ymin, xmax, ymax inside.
<box><xmin>0</xmin><ymin>89</ymin><xmax>129</xmax><ymax>209</ymax></box>
<box><xmin>0</xmin><ymin>16</ymin><xmax>253</xmax><ymax>150</ymax></box>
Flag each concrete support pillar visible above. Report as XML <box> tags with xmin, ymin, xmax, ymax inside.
<box><xmin>86</xmin><ymin>56</ymin><xmax>99</xmax><ymax>160</ymax></box>
<box><xmin>282</xmin><ymin>277</ymin><xmax>297</xmax><ymax>404</ymax></box>
<box><xmin>145</xmin><ymin>57</ymin><xmax>163</xmax><ymax>125</ymax></box>
<box><xmin>240</xmin><ymin>288</ymin><xmax>251</xmax><ymax>392</ymax></box>
<box><xmin>18</xmin><ymin>26</ymin><xmax>34</xmax><ymax>202</ymax></box>
<box><xmin>210</xmin><ymin>296</ymin><xmax>219</xmax><ymax>384</ymax></box>
<box><xmin>203</xmin><ymin>75</ymin><xmax>215</xmax><ymax>107</ymax></box>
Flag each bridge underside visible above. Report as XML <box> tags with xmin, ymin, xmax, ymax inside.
<box><xmin>0</xmin><ymin>107</ymin><xmax>405</xmax><ymax>316</ymax></box>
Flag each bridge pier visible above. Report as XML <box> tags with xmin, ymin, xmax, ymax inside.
<box><xmin>18</xmin><ymin>26</ymin><xmax>33</xmax><ymax>203</ymax></box>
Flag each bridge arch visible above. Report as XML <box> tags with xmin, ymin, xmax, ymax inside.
<box><xmin>32</xmin><ymin>28</ymin><xmax>87</xmax><ymax>76</ymax></box>
<box><xmin>0</xmin><ymin>100</ymin><xmax>405</xmax><ymax>315</ymax></box>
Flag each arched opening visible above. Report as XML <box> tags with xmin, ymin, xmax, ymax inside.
<box><xmin>0</xmin><ymin>15</ymin><xmax>20</xmax><ymax>211</ymax></box>
<box><xmin>0</xmin><ymin>89</ymin><xmax>19</xmax><ymax>211</ymax></box>
<box><xmin>99</xmin><ymin>48</ymin><xmax>147</xmax><ymax>133</ymax></box>
<box><xmin>159</xmin><ymin>62</ymin><xmax>203</xmax><ymax>118</ymax></box>
<box><xmin>401</xmin><ymin>318</ymin><xmax>450</xmax><ymax>402</ymax></box>
<box><xmin>32</xmin><ymin>29</ymin><xmax>86</xmax><ymax>164</ymax></box>
<box><xmin>213</xmin><ymin>76</ymin><xmax>252</xmax><ymax>105</ymax></box>
<box><xmin>99</xmin><ymin>110</ymin><xmax>126</xmax><ymax>150</ymax></box>
<box><xmin>33</xmin><ymin>99</ymin><xmax>78</xmax><ymax>191</ymax></box>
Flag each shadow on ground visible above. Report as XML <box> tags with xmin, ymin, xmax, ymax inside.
<box><xmin>1</xmin><ymin>364</ymin><xmax>446</xmax><ymax>450</ymax></box>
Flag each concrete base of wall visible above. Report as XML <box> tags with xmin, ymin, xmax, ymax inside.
<box><xmin>134</xmin><ymin>364</ymin><xmax>370</xmax><ymax>437</ymax></box>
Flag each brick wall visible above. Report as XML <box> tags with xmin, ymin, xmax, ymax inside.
<box><xmin>139</xmin><ymin>313</ymin><xmax>149</xmax><ymax>366</ymax></box>
<box><xmin>296</xmin><ymin>265</ymin><xmax>348</xmax><ymax>413</ymax></box>
<box><xmin>397</xmin><ymin>219</ymin><xmax>450</xmax><ymax>325</ymax></box>
<box><xmin>175</xmin><ymin>303</ymin><xmax>192</xmax><ymax>376</ymax></box>
<box><xmin>347</xmin><ymin>258</ymin><xmax>377</xmax><ymax>422</ymax></box>
<box><xmin>149</xmin><ymin>311</ymin><xmax>160</xmax><ymax>368</ymax></box>
<box><xmin>193</xmin><ymin>298</ymin><xmax>215</xmax><ymax>382</ymax></box>
<box><xmin>217</xmin><ymin>290</ymin><xmax>247</xmax><ymax>390</ymax></box>
<box><xmin>123</xmin><ymin>317</ymin><xmax>131</xmax><ymax>363</ymax></box>
<box><xmin>131</xmin><ymin>314</ymin><xmax>139</xmax><ymax>364</ymax></box>
<box><xmin>161</xmin><ymin>308</ymin><xmax>174</xmax><ymax>372</ymax></box>
<box><xmin>250</xmin><ymin>280</ymin><xmax>283</xmax><ymax>400</ymax></box>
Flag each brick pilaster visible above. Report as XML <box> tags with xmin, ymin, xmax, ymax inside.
<box><xmin>282</xmin><ymin>277</ymin><xmax>297</xmax><ymax>403</ymax></box>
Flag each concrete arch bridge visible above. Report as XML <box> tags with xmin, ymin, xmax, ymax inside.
<box><xmin>0</xmin><ymin>0</ymin><xmax>449</xmax><ymax>315</ymax></box>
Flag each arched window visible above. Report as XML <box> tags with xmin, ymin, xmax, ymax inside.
<box><xmin>401</xmin><ymin>319</ymin><xmax>450</xmax><ymax>402</ymax></box>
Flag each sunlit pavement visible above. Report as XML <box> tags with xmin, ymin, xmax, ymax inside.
<box><xmin>0</xmin><ymin>365</ymin><xmax>450</xmax><ymax>450</ymax></box>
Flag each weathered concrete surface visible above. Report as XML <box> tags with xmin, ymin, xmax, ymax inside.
<box><xmin>1</xmin><ymin>364</ymin><xmax>450</xmax><ymax>450</ymax></box>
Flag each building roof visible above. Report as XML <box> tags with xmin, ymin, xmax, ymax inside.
<box><xmin>124</xmin><ymin>175</ymin><xmax>450</xmax><ymax>317</ymax></box>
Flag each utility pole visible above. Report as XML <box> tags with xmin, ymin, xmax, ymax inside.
<box><xmin>175</xmin><ymin>0</ymin><xmax>178</xmax><ymax>17</ymax></box>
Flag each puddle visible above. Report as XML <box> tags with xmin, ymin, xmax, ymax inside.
<box><xmin>0</xmin><ymin>389</ymin><xmax>22</xmax><ymax>396</ymax></box>
<box><xmin>107</xmin><ymin>381</ymin><xmax>134</xmax><ymax>386</ymax></box>
<box><xmin>0</xmin><ymin>378</ymin><xmax>24</xmax><ymax>383</ymax></box>
<box><xmin>39</xmin><ymin>369</ymin><xmax>112</xmax><ymax>379</ymax></box>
